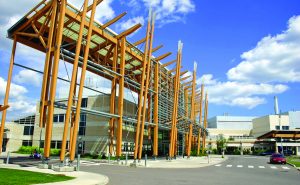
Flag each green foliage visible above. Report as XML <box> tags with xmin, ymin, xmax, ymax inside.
<box><xmin>189</xmin><ymin>149</ymin><xmax>208</xmax><ymax>156</ymax></box>
<box><xmin>216</xmin><ymin>134</ymin><xmax>227</xmax><ymax>154</ymax></box>
<box><xmin>253</xmin><ymin>149</ymin><xmax>266</xmax><ymax>155</ymax></box>
<box><xmin>233</xmin><ymin>148</ymin><xmax>240</xmax><ymax>155</ymax></box>
<box><xmin>17</xmin><ymin>146</ymin><xmax>38</xmax><ymax>154</ymax></box>
<box><xmin>228</xmin><ymin>137</ymin><xmax>235</xmax><ymax>141</ymax></box>
<box><xmin>212</xmin><ymin>148</ymin><xmax>218</xmax><ymax>154</ymax></box>
<box><xmin>287</xmin><ymin>156</ymin><xmax>300</xmax><ymax>167</ymax></box>
<box><xmin>17</xmin><ymin>146</ymin><xmax>60</xmax><ymax>156</ymax></box>
<box><xmin>0</xmin><ymin>168</ymin><xmax>74</xmax><ymax>185</ymax></box>
<box><xmin>243</xmin><ymin>148</ymin><xmax>251</xmax><ymax>155</ymax></box>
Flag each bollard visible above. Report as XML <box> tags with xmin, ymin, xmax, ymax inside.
<box><xmin>125</xmin><ymin>153</ymin><xmax>128</xmax><ymax>165</ymax></box>
<box><xmin>77</xmin><ymin>154</ymin><xmax>80</xmax><ymax>171</ymax></box>
<box><xmin>145</xmin><ymin>154</ymin><xmax>147</xmax><ymax>167</ymax></box>
<box><xmin>208</xmin><ymin>154</ymin><xmax>210</xmax><ymax>164</ymax></box>
<box><xmin>108</xmin><ymin>153</ymin><xmax>110</xmax><ymax>164</ymax></box>
<box><xmin>6</xmin><ymin>151</ymin><xmax>10</xmax><ymax>164</ymax></box>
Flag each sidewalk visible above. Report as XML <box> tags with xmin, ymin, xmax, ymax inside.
<box><xmin>85</xmin><ymin>155</ymin><xmax>227</xmax><ymax>169</ymax></box>
<box><xmin>0</xmin><ymin>164</ymin><xmax>109</xmax><ymax>185</ymax></box>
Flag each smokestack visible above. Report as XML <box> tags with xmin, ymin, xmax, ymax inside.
<box><xmin>274</xmin><ymin>96</ymin><xmax>279</xmax><ymax>115</ymax></box>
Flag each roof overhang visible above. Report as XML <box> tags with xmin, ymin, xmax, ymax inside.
<box><xmin>257</xmin><ymin>130</ymin><xmax>300</xmax><ymax>140</ymax></box>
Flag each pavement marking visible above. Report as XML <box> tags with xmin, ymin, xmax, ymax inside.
<box><xmin>248</xmin><ymin>165</ymin><xmax>254</xmax><ymax>168</ymax></box>
<box><xmin>270</xmin><ymin>166</ymin><xmax>277</xmax><ymax>169</ymax></box>
<box><xmin>226</xmin><ymin>165</ymin><xmax>232</xmax><ymax>167</ymax></box>
<box><xmin>237</xmin><ymin>165</ymin><xmax>243</xmax><ymax>168</ymax></box>
<box><xmin>282</xmin><ymin>166</ymin><xmax>290</xmax><ymax>170</ymax></box>
<box><xmin>215</xmin><ymin>164</ymin><xmax>222</xmax><ymax>167</ymax></box>
<box><xmin>80</xmin><ymin>161</ymin><xmax>101</xmax><ymax>166</ymax></box>
<box><xmin>258</xmin><ymin>166</ymin><xmax>265</xmax><ymax>169</ymax></box>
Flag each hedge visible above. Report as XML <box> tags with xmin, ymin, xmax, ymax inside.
<box><xmin>17</xmin><ymin>146</ymin><xmax>60</xmax><ymax>156</ymax></box>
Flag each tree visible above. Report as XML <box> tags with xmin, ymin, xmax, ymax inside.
<box><xmin>216</xmin><ymin>134</ymin><xmax>227</xmax><ymax>156</ymax></box>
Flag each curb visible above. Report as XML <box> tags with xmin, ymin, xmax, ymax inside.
<box><xmin>287</xmin><ymin>162</ymin><xmax>300</xmax><ymax>171</ymax></box>
<box><xmin>0</xmin><ymin>164</ymin><xmax>109</xmax><ymax>185</ymax></box>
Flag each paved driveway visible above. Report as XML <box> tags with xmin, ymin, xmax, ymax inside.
<box><xmin>81</xmin><ymin>155</ymin><xmax>300</xmax><ymax>185</ymax></box>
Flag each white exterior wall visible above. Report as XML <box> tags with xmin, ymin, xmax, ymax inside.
<box><xmin>252</xmin><ymin>115</ymin><xmax>289</xmax><ymax>138</ymax></box>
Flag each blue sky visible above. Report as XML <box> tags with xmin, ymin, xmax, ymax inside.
<box><xmin>0</xmin><ymin>0</ymin><xmax>300</xmax><ymax>120</ymax></box>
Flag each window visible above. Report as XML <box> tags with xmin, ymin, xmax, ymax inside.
<box><xmin>81</xmin><ymin>98</ymin><xmax>88</xmax><ymax>108</ymax></box>
<box><xmin>39</xmin><ymin>141</ymin><xmax>44</xmax><ymax>148</ymax></box>
<box><xmin>51</xmin><ymin>141</ymin><xmax>56</xmax><ymax>149</ymax></box>
<box><xmin>275</xmin><ymin>125</ymin><xmax>280</xmax><ymax>130</ymax></box>
<box><xmin>56</xmin><ymin>141</ymin><xmax>62</xmax><ymax>149</ymax></box>
<box><xmin>53</xmin><ymin>115</ymin><xmax>58</xmax><ymax>122</ymax></box>
<box><xmin>22</xmin><ymin>140</ymin><xmax>32</xmax><ymax>146</ymax></box>
<box><xmin>23</xmin><ymin>126</ymin><xmax>34</xmax><ymax>135</ymax></box>
<box><xmin>79</xmin><ymin>114</ymin><xmax>86</xmax><ymax>136</ymax></box>
<box><xmin>282</xmin><ymin>126</ymin><xmax>289</xmax><ymax>130</ymax></box>
<box><xmin>53</xmin><ymin>114</ymin><xmax>65</xmax><ymax>123</ymax></box>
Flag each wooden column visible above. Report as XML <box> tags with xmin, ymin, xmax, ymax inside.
<box><xmin>133</xmin><ymin>10</ymin><xmax>151</xmax><ymax>161</ymax></box>
<box><xmin>39</xmin><ymin>1</ymin><xmax>57</xmax><ymax>128</ymax></box>
<box><xmin>69</xmin><ymin>0</ymin><xmax>98</xmax><ymax>161</ymax></box>
<box><xmin>138</xmin><ymin>13</ymin><xmax>155</xmax><ymax>160</ymax></box>
<box><xmin>202</xmin><ymin>92</ymin><xmax>208</xmax><ymax>153</ymax></box>
<box><xmin>153</xmin><ymin>60</ymin><xmax>159</xmax><ymax>157</ymax></box>
<box><xmin>109</xmin><ymin>45</ymin><xmax>117</xmax><ymax>155</ymax></box>
<box><xmin>0</xmin><ymin>37</ymin><xmax>17</xmax><ymax>153</ymax></box>
<box><xmin>44</xmin><ymin>0</ymin><xmax>66</xmax><ymax>159</ymax></box>
<box><xmin>60</xmin><ymin>0</ymin><xmax>89</xmax><ymax>162</ymax></box>
<box><xmin>169</xmin><ymin>41</ymin><xmax>182</xmax><ymax>158</ymax></box>
<box><xmin>116</xmin><ymin>37</ymin><xmax>126</xmax><ymax>158</ymax></box>
<box><xmin>187</xmin><ymin>63</ymin><xmax>196</xmax><ymax>157</ymax></box>
<box><xmin>197</xmin><ymin>83</ymin><xmax>204</xmax><ymax>155</ymax></box>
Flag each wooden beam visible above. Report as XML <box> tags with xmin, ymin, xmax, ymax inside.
<box><xmin>80</xmin><ymin>0</ymin><xmax>103</xmax><ymax>15</ymax></box>
<box><xmin>133</xmin><ymin>37</ymin><xmax>146</xmax><ymax>46</ymax></box>
<box><xmin>102</xmin><ymin>12</ymin><xmax>127</xmax><ymax>29</ymax></box>
<box><xmin>152</xmin><ymin>44</ymin><xmax>163</xmax><ymax>53</ymax></box>
<box><xmin>155</xmin><ymin>52</ymin><xmax>172</xmax><ymax>61</ymax></box>
<box><xmin>116</xmin><ymin>23</ymin><xmax>142</xmax><ymax>39</ymax></box>
<box><xmin>183</xmin><ymin>80</ymin><xmax>193</xmax><ymax>86</ymax></box>
<box><xmin>162</xmin><ymin>59</ymin><xmax>176</xmax><ymax>67</ymax></box>
<box><xmin>181</xmin><ymin>75</ymin><xmax>191</xmax><ymax>81</ymax></box>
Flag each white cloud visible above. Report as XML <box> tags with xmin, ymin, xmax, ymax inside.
<box><xmin>198</xmin><ymin>74</ymin><xmax>288</xmax><ymax>109</ymax></box>
<box><xmin>0</xmin><ymin>77</ymin><xmax>27</xmax><ymax>98</ymax></box>
<box><xmin>69</xmin><ymin>0</ymin><xmax>115</xmax><ymax>23</ymax></box>
<box><xmin>131</xmin><ymin>0</ymin><xmax>195</xmax><ymax>27</ymax></box>
<box><xmin>196</xmin><ymin>74</ymin><xmax>217</xmax><ymax>85</ymax></box>
<box><xmin>227</xmin><ymin>15</ymin><xmax>300</xmax><ymax>83</ymax></box>
<box><xmin>13</xmin><ymin>69</ymin><xmax>42</xmax><ymax>87</ymax></box>
<box><xmin>115</xmin><ymin>16</ymin><xmax>145</xmax><ymax>35</ymax></box>
<box><xmin>0</xmin><ymin>77</ymin><xmax>36</xmax><ymax>120</ymax></box>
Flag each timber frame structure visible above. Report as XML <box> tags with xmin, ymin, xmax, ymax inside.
<box><xmin>1</xmin><ymin>0</ymin><xmax>209</xmax><ymax>163</ymax></box>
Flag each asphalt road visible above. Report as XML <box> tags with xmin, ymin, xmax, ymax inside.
<box><xmin>81</xmin><ymin>155</ymin><xmax>300</xmax><ymax>185</ymax></box>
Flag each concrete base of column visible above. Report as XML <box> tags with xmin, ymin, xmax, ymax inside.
<box><xmin>53</xmin><ymin>166</ymin><xmax>75</xmax><ymax>172</ymax></box>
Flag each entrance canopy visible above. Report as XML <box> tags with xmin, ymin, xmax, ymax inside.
<box><xmin>257</xmin><ymin>130</ymin><xmax>300</xmax><ymax>140</ymax></box>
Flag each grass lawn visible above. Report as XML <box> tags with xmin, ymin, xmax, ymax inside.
<box><xmin>0</xmin><ymin>168</ymin><xmax>74</xmax><ymax>185</ymax></box>
<box><xmin>287</xmin><ymin>156</ymin><xmax>300</xmax><ymax>167</ymax></box>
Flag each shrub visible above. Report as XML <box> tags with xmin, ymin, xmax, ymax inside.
<box><xmin>243</xmin><ymin>148</ymin><xmax>251</xmax><ymax>155</ymax></box>
<box><xmin>17</xmin><ymin>146</ymin><xmax>60</xmax><ymax>156</ymax></box>
<box><xmin>233</xmin><ymin>148</ymin><xmax>240</xmax><ymax>155</ymax></box>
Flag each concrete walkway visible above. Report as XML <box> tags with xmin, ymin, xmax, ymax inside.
<box><xmin>84</xmin><ymin>155</ymin><xmax>227</xmax><ymax>168</ymax></box>
<box><xmin>0</xmin><ymin>164</ymin><xmax>109</xmax><ymax>185</ymax></box>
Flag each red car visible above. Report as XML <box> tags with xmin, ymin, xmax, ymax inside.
<box><xmin>270</xmin><ymin>153</ymin><xmax>286</xmax><ymax>164</ymax></box>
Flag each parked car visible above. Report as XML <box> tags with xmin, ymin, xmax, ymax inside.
<box><xmin>270</xmin><ymin>153</ymin><xmax>286</xmax><ymax>164</ymax></box>
<box><xmin>259</xmin><ymin>150</ymin><xmax>274</xmax><ymax>156</ymax></box>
